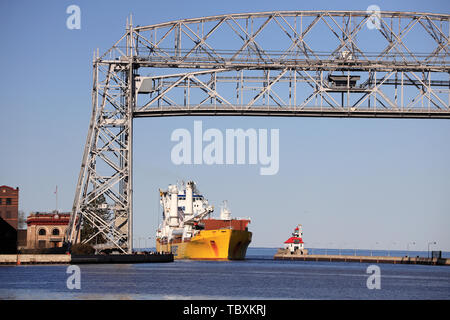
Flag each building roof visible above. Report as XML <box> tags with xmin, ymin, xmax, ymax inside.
<box><xmin>28</xmin><ymin>212</ymin><xmax>71</xmax><ymax>217</ymax></box>
<box><xmin>26</xmin><ymin>212</ymin><xmax>71</xmax><ymax>226</ymax></box>
<box><xmin>0</xmin><ymin>185</ymin><xmax>19</xmax><ymax>191</ymax></box>
<box><xmin>284</xmin><ymin>237</ymin><xmax>303</xmax><ymax>244</ymax></box>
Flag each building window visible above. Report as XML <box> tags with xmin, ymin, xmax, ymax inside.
<box><xmin>6</xmin><ymin>198</ymin><xmax>11</xmax><ymax>205</ymax></box>
<box><xmin>38</xmin><ymin>228</ymin><xmax>46</xmax><ymax>236</ymax></box>
<box><xmin>52</xmin><ymin>228</ymin><xmax>60</xmax><ymax>236</ymax></box>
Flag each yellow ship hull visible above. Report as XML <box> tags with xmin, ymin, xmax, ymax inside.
<box><xmin>157</xmin><ymin>229</ymin><xmax>252</xmax><ymax>260</ymax></box>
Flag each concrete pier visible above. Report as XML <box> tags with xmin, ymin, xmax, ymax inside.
<box><xmin>0</xmin><ymin>253</ymin><xmax>174</xmax><ymax>265</ymax></box>
<box><xmin>71</xmin><ymin>253</ymin><xmax>173</xmax><ymax>264</ymax></box>
<box><xmin>0</xmin><ymin>254</ymin><xmax>71</xmax><ymax>265</ymax></box>
<box><xmin>274</xmin><ymin>252</ymin><xmax>450</xmax><ymax>266</ymax></box>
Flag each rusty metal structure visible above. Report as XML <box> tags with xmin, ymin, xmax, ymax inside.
<box><xmin>65</xmin><ymin>11</ymin><xmax>450</xmax><ymax>253</ymax></box>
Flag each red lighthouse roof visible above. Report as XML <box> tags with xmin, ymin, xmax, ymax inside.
<box><xmin>284</xmin><ymin>237</ymin><xmax>303</xmax><ymax>244</ymax></box>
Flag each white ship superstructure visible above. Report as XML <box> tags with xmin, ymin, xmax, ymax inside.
<box><xmin>157</xmin><ymin>181</ymin><xmax>215</xmax><ymax>243</ymax></box>
<box><xmin>155</xmin><ymin>180</ymin><xmax>252</xmax><ymax>260</ymax></box>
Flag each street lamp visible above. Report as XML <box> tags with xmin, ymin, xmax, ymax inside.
<box><xmin>305</xmin><ymin>242</ymin><xmax>312</xmax><ymax>255</ymax></box>
<box><xmin>351</xmin><ymin>243</ymin><xmax>357</xmax><ymax>256</ymax></box>
<box><xmin>339</xmin><ymin>242</ymin><xmax>348</xmax><ymax>256</ymax></box>
<box><xmin>371</xmin><ymin>242</ymin><xmax>379</xmax><ymax>256</ymax></box>
<box><xmin>143</xmin><ymin>236</ymin><xmax>152</xmax><ymax>251</ymax></box>
<box><xmin>388</xmin><ymin>241</ymin><xmax>397</xmax><ymax>257</ymax></box>
<box><xmin>311</xmin><ymin>242</ymin><xmax>322</xmax><ymax>255</ymax></box>
<box><xmin>344</xmin><ymin>242</ymin><xmax>355</xmax><ymax>256</ymax></box>
<box><xmin>326</xmin><ymin>242</ymin><xmax>333</xmax><ymax>255</ymax></box>
<box><xmin>428</xmin><ymin>241</ymin><xmax>437</xmax><ymax>259</ymax></box>
<box><xmin>139</xmin><ymin>237</ymin><xmax>143</xmax><ymax>250</ymax></box>
<box><xmin>407</xmin><ymin>241</ymin><xmax>415</xmax><ymax>256</ymax></box>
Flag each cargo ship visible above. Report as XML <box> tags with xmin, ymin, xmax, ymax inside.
<box><xmin>156</xmin><ymin>181</ymin><xmax>252</xmax><ymax>260</ymax></box>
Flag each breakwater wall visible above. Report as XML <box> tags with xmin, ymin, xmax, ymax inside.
<box><xmin>274</xmin><ymin>253</ymin><xmax>450</xmax><ymax>266</ymax></box>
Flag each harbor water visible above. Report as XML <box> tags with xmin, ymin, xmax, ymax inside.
<box><xmin>0</xmin><ymin>248</ymin><xmax>449</xmax><ymax>300</ymax></box>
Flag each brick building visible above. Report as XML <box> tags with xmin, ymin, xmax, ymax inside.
<box><xmin>0</xmin><ymin>185</ymin><xmax>19</xmax><ymax>253</ymax></box>
<box><xmin>26</xmin><ymin>211</ymin><xmax>71</xmax><ymax>249</ymax></box>
<box><xmin>0</xmin><ymin>185</ymin><xmax>19</xmax><ymax>229</ymax></box>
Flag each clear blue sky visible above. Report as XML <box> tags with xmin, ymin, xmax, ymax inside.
<box><xmin>1</xmin><ymin>0</ymin><xmax>449</xmax><ymax>251</ymax></box>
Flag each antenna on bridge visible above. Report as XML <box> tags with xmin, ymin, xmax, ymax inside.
<box><xmin>126</xmin><ymin>14</ymin><xmax>135</xmax><ymax>56</ymax></box>
<box><xmin>126</xmin><ymin>14</ymin><xmax>133</xmax><ymax>28</ymax></box>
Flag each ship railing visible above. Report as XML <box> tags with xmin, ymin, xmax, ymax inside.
<box><xmin>232</xmin><ymin>217</ymin><xmax>251</xmax><ymax>221</ymax></box>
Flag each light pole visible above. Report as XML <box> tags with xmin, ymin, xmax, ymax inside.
<box><xmin>407</xmin><ymin>241</ymin><xmax>415</xmax><ymax>256</ymax></box>
<box><xmin>311</xmin><ymin>242</ymin><xmax>321</xmax><ymax>255</ymax></box>
<box><xmin>339</xmin><ymin>242</ymin><xmax>348</xmax><ymax>256</ymax></box>
<box><xmin>305</xmin><ymin>242</ymin><xmax>312</xmax><ymax>255</ymax></box>
<box><xmin>145</xmin><ymin>236</ymin><xmax>152</xmax><ymax>251</ymax></box>
<box><xmin>326</xmin><ymin>242</ymin><xmax>333</xmax><ymax>255</ymax></box>
<box><xmin>388</xmin><ymin>241</ymin><xmax>397</xmax><ymax>257</ymax></box>
<box><xmin>371</xmin><ymin>242</ymin><xmax>379</xmax><ymax>257</ymax></box>
<box><xmin>428</xmin><ymin>241</ymin><xmax>437</xmax><ymax>259</ymax></box>
<box><xmin>346</xmin><ymin>242</ymin><xmax>356</xmax><ymax>256</ymax></box>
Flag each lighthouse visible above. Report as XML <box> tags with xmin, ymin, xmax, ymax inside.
<box><xmin>283</xmin><ymin>224</ymin><xmax>307</xmax><ymax>255</ymax></box>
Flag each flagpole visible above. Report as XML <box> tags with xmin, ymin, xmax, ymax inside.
<box><xmin>55</xmin><ymin>185</ymin><xmax>58</xmax><ymax>213</ymax></box>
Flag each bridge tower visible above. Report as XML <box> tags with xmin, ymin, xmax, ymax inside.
<box><xmin>65</xmin><ymin>18</ymin><xmax>137</xmax><ymax>253</ymax></box>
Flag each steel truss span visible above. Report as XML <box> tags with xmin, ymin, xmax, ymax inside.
<box><xmin>65</xmin><ymin>11</ymin><xmax>450</xmax><ymax>253</ymax></box>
